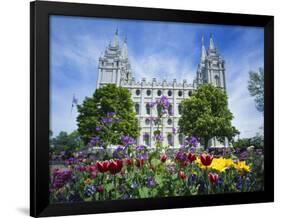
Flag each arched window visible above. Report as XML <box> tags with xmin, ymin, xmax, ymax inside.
<box><xmin>168</xmin><ymin>90</ymin><xmax>173</xmax><ymax>96</ymax></box>
<box><xmin>215</xmin><ymin>75</ymin><xmax>220</xmax><ymax>87</ymax></box>
<box><xmin>146</xmin><ymin>89</ymin><xmax>151</xmax><ymax>96</ymax></box>
<box><xmin>178</xmin><ymin>90</ymin><xmax>183</xmax><ymax>97</ymax></box>
<box><xmin>157</xmin><ymin>104</ymin><xmax>161</xmax><ymax>116</ymax></box>
<box><xmin>146</xmin><ymin>103</ymin><xmax>151</xmax><ymax>115</ymax></box>
<box><xmin>145</xmin><ymin>118</ymin><xmax>150</xmax><ymax>125</ymax></box>
<box><xmin>178</xmin><ymin>104</ymin><xmax>182</xmax><ymax>115</ymax></box>
<box><xmin>167</xmin><ymin>133</ymin><xmax>173</xmax><ymax>146</ymax></box>
<box><xmin>188</xmin><ymin>90</ymin><xmax>192</xmax><ymax>97</ymax></box>
<box><xmin>179</xmin><ymin>134</ymin><xmax>184</xmax><ymax>145</ymax></box>
<box><xmin>143</xmin><ymin>133</ymin><xmax>150</xmax><ymax>146</ymax></box>
<box><xmin>168</xmin><ymin>104</ymin><xmax>173</xmax><ymax>116</ymax></box>
<box><xmin>136</xmin><ymin>89</ymin><xmax>140</xmax><ymax>96</ymax></box>
<box><xmin>157</xmin><ymin>90</ymin><xmax>162</xmax><ymax>96</ymax></box>
<box><xmin>167</xmin><ymin>118</ymin><xmax>172</xmax><ymax>125</ymax></box>
<box><xmin>135</xmin><ymin>103</ymin><xmax>140</xmax><ymax>114</ymax></box>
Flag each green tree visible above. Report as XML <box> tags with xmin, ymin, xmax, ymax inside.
<box><xmin>77</xmin><ymin>84</ymin><xmax>139</xmax><ymax>146</ymax></box>
<box><xmin>248</xmin><ymin>67</ymin><xmax>264</xmax><ymax>113</ymax></box>
<box><xmin>178</xmin><ymin>84</ymin><xmax>238</xmax><ymax>150</ymax></box>
<box><xmin>52</xmin><ymin>130</ymin><xmax>83</xmax><ymax>153</ymax></box>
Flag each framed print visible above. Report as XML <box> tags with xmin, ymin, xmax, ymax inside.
<box><xmin>30</xmin><ymin>1</ymin><xmax>274</xmax><ymax>217</ymax></box>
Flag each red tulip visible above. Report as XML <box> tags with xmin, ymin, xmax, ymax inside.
<box><xmin>208</xmin><ymin>173</ymin><xmax>219</xmax><ymax>184</ymax></box>
<box><xmin>88</xmin><ymin>165</ymin><xmax>97</xmax><ymax>172</ymax></box>
<box><xmin>160</xmin><ymin>154</ymin><xmax>168</xmax><ymax>163</ymax></box>
<box><xmin>178</xmin><ymin>171</ymin><xmax>186</xmax><ymax>180</ymax></box>
<box><xmin>96</xmin><ymin>185</ymin><xmax>104</xmax><ymax>193</ymax></box>
<box><xmin>187</xmin><ymin>152</ymin><xmax>196</xmax><ymax>163</ymax></box>
<box><xmin>136</xmin><ymin>158</ymin><xmax>144</xmax><ymax>168</ymax></box>
<box><xmin>96</xmin><ymin>161</ymin><xmax>109</xmax><ymax>173</ymax></box>
<box><xmin>126</xmin><ymin>159</ymin><xmax>133</xmax><ymax>166</ymax></box>
<box><xmin>200</xmin><ymin>154</ymin><xmax>213</xmax><ymax>166</ymax></box>
<box><xmin>108</xmin><ymin>159</ymin><xmax>123</xmax><ymax>174</ymax></box>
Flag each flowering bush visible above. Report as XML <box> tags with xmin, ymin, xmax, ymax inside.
<box><xmin>50</xmin><ymin>95</ymin><xmax>264</xmax><ymax>203</ymax></box>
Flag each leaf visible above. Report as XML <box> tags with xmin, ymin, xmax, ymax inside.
<box><xmin>151</xmin><ymin>158</ymin><xmax>161</xmax><ymax>167</ymax></box>
<box><xmin>139</xmin><ymin>187</ymin><xmax>149</xmax><ymax>198</ymax></box>
<box><xmin>104</xmin><ymin>183</ymin><xmax>114</xmax><ymax>192</ymax></box>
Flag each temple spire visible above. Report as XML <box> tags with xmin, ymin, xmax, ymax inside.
<box><xmin>209</xmin><ymin>33</ymin><xmax>215</xmax><ymax>50</ymax></box>
<box><xmin>111</xmin><ymin>28</ymin><xmax>119</xmax><ymax>47</ymax></box>
<box><xmin>122</xmin><ymin>37</ymin><xmax>128</xmax><ymax>59</ymax></box>
<box><xmin>201</xmin><ymin>34</ymin><xmax>207</xmax><ymax>62</ymax></box>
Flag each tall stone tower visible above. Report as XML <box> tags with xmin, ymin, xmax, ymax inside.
<box><xmin>196</xmin><ymin>34</ymin><xmax>228</xmax><ymax>147</ymax></box>
<box><xmin>96</xmin><ymin>30</ymin><xmax>133</xmax><ymax>89</ymax></box>
<box><xmin>196</xmin><ymin>34</ymin><xmax>226</xmax><ymax>90</ymax></box>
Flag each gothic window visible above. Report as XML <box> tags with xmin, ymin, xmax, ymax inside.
<box><xmin>188</xmin><ymin>90</ymin><xmax>192</xmax><ymax>97</ymax></box>
<box><xmin>157</xmin><ymin>90</ymin><xmax>162</xmax><ymax>96</ymax></box>
<box><xmin>168</xmin><ymin>105</ymin><xmax>173</xmax><ymax>116</ymax></box>
<box><xmin>179</xmin><ymin>134</ymin><xmax>184</xmax><ymax>145</ymax></box>
<box><xmin>168</xmin><ymin>90</ymin><xmax>173</xmax><ymax>96</ymax></box>
<box><xmin>146</xmin><ymin>89</ymin><xmax>151</xmax><ymax>96</ymax></box>
<box><xmin>136</xmin><ymin>89</ymin><xmax>140</xmax><ymax>96</ymax></box>
<box><xmin>135</xmin><ymin>103</ymin><xmax>140</xmax><ymax>114</ymax></box>
<box><xmin>167</xmin><ymin>118</ymin><xmax>172</xmax><ymax>125</ymax></box>
<box><xmin>178</xmin><ymin>104</ymin><xmax>182</xmax><ymax>115</ymax></box>
<box><xmin>167</xmin><ymin>133</ymin><xmax>173</xmax><ymax>146</ymax></box>
<box><xmin>215</xmin><ymin>75</ymin><xmax>220</xmax><ymax>87</ymax></box>
<box><xmin>146</xmin><ymin>103</ymin><xmax>151</xmax><ymax>115</ymax></box>
<box><xmin>157</xmin><ymin>104</ymin><xmax>161</xmax><ymax>116</ymax></box>
<box><xmin>178</xmin><ymin>90</ymin><xmax>183</xmax><ymax>97</ymax></box>
<box><xmin>143</xmin><ymin>133</ymin><xmax>150</xmax><ymax>146</ymax></box>
<box><xmin>145</xmin><ymin>118</ymin><xmax>150</xmax><ymax>125</ymax></box>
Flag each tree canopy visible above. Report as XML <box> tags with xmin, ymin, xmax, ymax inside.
<box><xmin>77</xmin><ymin>84</ymin><xmax>139</xmax><ymax>146</ymax></box>
<box><xmin>178</xmin><ymin>84</ymin><xmax>238</xmax><ymax>149</ymax></box>
<box><xmin>248</xmin><ymin>67</ymin><xmax>264</xmax><ymax>113</ymax></box>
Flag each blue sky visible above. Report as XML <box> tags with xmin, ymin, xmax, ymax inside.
<box><xmin>50</xmin><ymin>15</ymin><xmax>264</xmax><ymax>138</ymax></box>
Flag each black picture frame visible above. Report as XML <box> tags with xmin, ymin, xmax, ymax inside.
<box><xmin>30</xmin><ymin>1</ymin><xmax>274</xmax><ymax>217</ymax></box>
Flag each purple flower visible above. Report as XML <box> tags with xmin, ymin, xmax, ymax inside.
<box><xmin>153</xmin><ymin>133</ymin><xmax>164</xmax><ymax>142</ymax></box>
<box><xmin>135</xmin><ymin>145</ymin><xmax>148</xmax><ymax>159</ymax></box>
<box><xmin>121</xmin><ymin>135</ymin><xmax>135</xmax><ymax>146</ymax></box>
<box><xmin>172</xmin><ymin>127</ymin><xmax>177</xmax><ymax>135</ymax></box>
<box><xmin>146</xmin><ymin>177</ymin><xmax>156</xmax><ymax>187</ymax></box>
<box><xmin>113</xmin><ymin>145</ymin><xmax>128</xmax><ymax>159</ymax></box>
<box><xmin>107</xmin><ymin>112</ymin><xmax>115</xmax><ymax>117</ymax></box>
<box><xmin>90</xmin><ymin>136</ymin><xmax>100</xmax><ymax>146</ymax></box>
<box><xmin>51</xmin><ymin>169</ymin><xmax>72</xmax><ymax>189</ymax></box>
<box><xmin>95</xmin><ymin>126</ymin><xmax>102</xmax><ymax>131</ymax></box>
<box><xmin>175</xmin><ymin>150</ymin><xmax>187</xmax><ymax>162</ymax></box>
<box><xmin>101</xmin><ymin>117</ymin><xmax>113</xmax><ymax>124</ymax></box>
<box><xmin>185</xmin><ymin>136</ymin><xmax>199</xmax><ymax>147</ymax></box>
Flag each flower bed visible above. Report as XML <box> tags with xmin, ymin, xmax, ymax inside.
<box><xmin>50</xmin><ymin>146</ymin><xmax>263</xmax><ymax>203</ymax></box>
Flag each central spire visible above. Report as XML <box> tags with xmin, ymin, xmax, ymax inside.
<box><xmin>122</xmin><ymin>37</ymin><xmax>128</xmax><ymax>59</ymax></box>
<box><xmin>201</xmin><ymin>34</ymin><xmax>207</xmax><ymax>62</ymax></box>
<box><xmin>209</xmin><ymin>33</ymin><xmax>215</xmax><ymax>50</ymax></box>
<box><xmin>111</xmin><ymin>28</ymin><xmax>119</xmax><ymax>47</ymax></box>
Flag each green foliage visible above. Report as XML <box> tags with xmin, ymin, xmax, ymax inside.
<box><xmin>51</xmin><ymin>130</ymin><xmax>83</xmax><ymax>154</ymax></box>
<box><xmin>233</xmin><ymin>135</ymin><xmax>264</xmax><ymax>150</ymax></box>
<box><xmin>248</xmin><ymin>68</ymin><xmax>264</xmax><ymax>113</ymax></box>
<box><xmin>77</xmin><ymin>84</ymin><xmax>139</xmax><ymax>145</ymax></box>
<box><xmin>178</xmin><ymin>84</ymin><xmax>238</xmax><ymax>149</ymax></box>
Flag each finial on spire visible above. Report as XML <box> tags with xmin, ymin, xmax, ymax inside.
<box><xmin>115</xmin><ymin>28</ymin><xmax>118</xmax><ymax>35</ymax></box>
<box><xmin>209</xmin><ymin>33</ymin><xmax>215</xmax><ymax>50</ymax></box>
